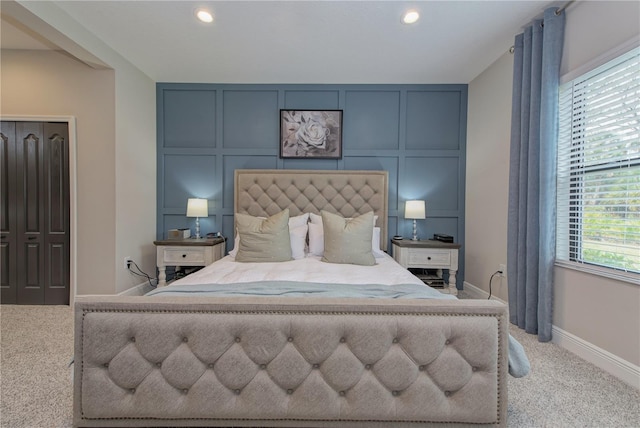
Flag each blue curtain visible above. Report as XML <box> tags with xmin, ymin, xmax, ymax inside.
<box><xmin>507</xmin><ymin>7</ymin><xmax>565</xmax><ymax>342</ymax></box>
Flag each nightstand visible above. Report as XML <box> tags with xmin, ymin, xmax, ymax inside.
<box><xmin>153</xmin><ymin>237</ymin><xmax>225</xmax><ymax>287</ymax></box>
<box><xmin>391</xmin><ymin>238</ymin><xmax>461</xmax><ymax>296</ymax></box>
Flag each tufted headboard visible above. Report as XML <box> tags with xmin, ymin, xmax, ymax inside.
<box><xmin>234</xmin><ymin>169</ymin><xmax>389</xmax><ymax>251</ymax></box>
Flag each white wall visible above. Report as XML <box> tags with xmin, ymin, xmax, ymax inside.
<box><xmin>466</xmin><ymin>0</ymin><xmax>640</xmax><ymax>369</ymax></box>
<box><xmin>113</xmin><ymin>56</ymin><xmax>157</xmax><ymax>294</ymax></box>
<box><xmin>1</xmin><ymin>49</ymin><xmax>117</xmax><ymax>296</ymax></box>
<box><xmin>2</xmin><ymin>1</ymin><xmax>156</xmax><ymax>295</ymax></box>
<box><xmin>465</xmin><ymin>50</ymin><xmax>513</xmax><ymax>301</ymax></box>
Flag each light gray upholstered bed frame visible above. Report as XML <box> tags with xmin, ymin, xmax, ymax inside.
<box><xmin>73</xmin><ymin>169</ymin><xmax>508</xmax><ymax>427</ymax></box>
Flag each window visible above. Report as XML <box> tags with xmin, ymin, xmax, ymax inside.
<box><xmin>557</xmin><ymin>46</ymin><xmax>639</xmax><ymax>277</ymax></box>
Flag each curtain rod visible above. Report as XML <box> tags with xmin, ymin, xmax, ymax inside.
<box><xmin>509</xmin><ymin>0</ymin><xmax>575</xmax><ymax>53</ymax></box>
<box><xmin>555</xmin><ymin>0</ymin><xmax>576</xmax><ymax>16</ymax></box>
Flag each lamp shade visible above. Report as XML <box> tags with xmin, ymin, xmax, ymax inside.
<box><xmin>186</xmin><ymin>198</ymin><xmax>208</xmax><ymax>217</ymax></box>
<box><xmin>405</xmin><ymin>200</ymin><xmax>426</xmax><ymax>219</ymax></box>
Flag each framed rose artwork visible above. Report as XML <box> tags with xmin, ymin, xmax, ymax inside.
<box><xmin>280</xmin><ymin>110</ymin><xmax>343</xmax><ymax>159</ymax></box>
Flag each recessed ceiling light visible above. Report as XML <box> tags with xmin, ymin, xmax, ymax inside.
<box><xmin>196</xmin><ymin>9</ymin><xmax>214</xmax><ymax>23</ymax></box>
<box><xmin>402</xmin><ymin>10</ymin><xmax>419</xmax><ymax>24</ymax></box>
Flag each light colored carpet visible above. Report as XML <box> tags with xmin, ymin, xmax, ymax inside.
<box><xmin>1</xmin><ymin>305</ymin><xmax>74</xmax><ymax>428</ymax></box>
<box><xmin>1</xmin><ymin>304</ymin><xmax>638</xmax><ymax>427</ymax></box>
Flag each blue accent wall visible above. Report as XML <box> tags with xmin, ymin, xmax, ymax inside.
<box><xmin>157</xmin><ymin>83</ymin><xmax>467</xmax><ymax>287</ymax></box>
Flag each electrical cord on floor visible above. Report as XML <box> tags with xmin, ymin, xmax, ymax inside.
<box><xmin>488</xmin><ymin>270</ymin><xmax>503</xmax><ymax>300</ymax></box>
<box><xmin>127</xmin><ymin>260</ymin><xmax>157</xmax><ymax>288</ymax></box>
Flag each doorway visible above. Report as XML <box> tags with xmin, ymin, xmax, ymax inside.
<box><xmin>1</xmin><ymin>121</ymin><xmax>71</xmax><ymax>304</ymax></box>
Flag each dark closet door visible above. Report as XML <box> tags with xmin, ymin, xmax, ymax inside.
<box><xmin>41</xmin><ymin>122</ymin><xmax>70</xmax><ymax>305</ymax></box>
<box><xmin>15</xmin><ymin>122</ymin><xmax>47</xmax><ymax>304</ymax></box>
<box><xmin>1</xmin><ymin>121</ymin><xmax>70</xmax><ymax>305</ymax></box>
<box><xmin>0</xmin><ymin>122</ymin><xmax>18</xmax><ymax>303</ymax></box>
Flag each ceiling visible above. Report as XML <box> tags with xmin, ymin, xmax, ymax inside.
<box><xmin>1</xmin><ymin>1</ymin><xmax>559</xmax><ymax>84</ymax></box>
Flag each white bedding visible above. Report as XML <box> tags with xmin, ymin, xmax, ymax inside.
<box><xmin>170</xmin><ymin>252</ymin><xmax>426</xmax><ymax>288</ymax></box>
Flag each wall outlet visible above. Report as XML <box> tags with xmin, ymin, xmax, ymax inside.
<box><xmin>124</xmin><ymin>257</ymin><xmax>132</xmax><ymax>270</ymax></box>
<box><xmin>499</xmin><ymin>264</ymin><xmax>506</xmax><ymax>277</ymax></box>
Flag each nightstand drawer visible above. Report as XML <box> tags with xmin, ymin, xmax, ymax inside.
<box><xmin>163</xmin><ymin>248</ymin><xmax>206</xmax><ymax>264</ymax></box>
<box><xmin>408</xmin><ymin>249</ymin><xmax>450</xmax><ymax>266</ymax></box>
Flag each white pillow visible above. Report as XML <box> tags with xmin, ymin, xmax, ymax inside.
<box><xmin>308</xmin><ymin>222</ymin><xmax>324</xmax><ymax>256</ymax></box>
<box><xmin>289</xmin><ymin>212</ymin><xmax>310</xmax><ymax>228</ymax></box>
<box><xmin>371</xmin><ymin>227</ymin><xmax>386</xmax><ymax>258</ymax></box>
<box><xmin>289</xmin><ymin>224</ymin><xmax>308</xmax><ymax>260</ymax></box>
<box><xmin>308</xmin><ymin>222</ymin><xmax>385</xmax><ymax>258</ymax></box>
<box><xmin>229</xmin><ymin>213</ymin><xmax>309</xmax><ymax>258</ymax></box>
<box><xmin>309</xmin><ymin>212</ymin><xmax>323</xmax><ymax>224</ymax></box>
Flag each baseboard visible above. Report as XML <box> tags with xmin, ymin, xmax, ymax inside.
<box><xmin>462</xmin><ymin>281</ymin><xmax>506</xmax><ymax>304</ymax></box>
<box><xmin>464</xmin><ymin>280</ymin><xmax>639</xmax><ymax>390</ymax></box>
<box><xmin>551</xmin><ymin>326</ymin><xmax>640</xmax><ymax>390</ymax></box>
<box><xmin>118</xmin><ymin>280</ymin><xmax>156</xmax><ymax>296</ymax></box>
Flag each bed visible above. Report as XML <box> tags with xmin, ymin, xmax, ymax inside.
<box><xmin>73</xmin><ymin>169</ymin><xmax>522</xmax><ymax>427</ymax></box>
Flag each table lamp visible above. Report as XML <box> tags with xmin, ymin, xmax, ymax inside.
<box><xmin>405</xmin><ymin>200</ymin><xmax>426</xmax><ymax>241</ymax></box>
<box><xmin>186</xmin><ymin>198</ymin><xmax>208</xmax><ymax>239</ymax></box>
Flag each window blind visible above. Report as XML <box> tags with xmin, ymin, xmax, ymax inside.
<box><xmin>557</xmin><ymin>46</ymin><xmax>640</xmax><ymax>274</ymax></box>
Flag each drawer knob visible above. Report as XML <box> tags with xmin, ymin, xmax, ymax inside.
<box><xmin>182</xmin><ymin>254</ymin><xmax>187</xmax><ymax>258</ymax></box>
<box><xmin>427</xmin><ymin>256</ymin><xmax>431</xmax><ymax>260</ymax></box>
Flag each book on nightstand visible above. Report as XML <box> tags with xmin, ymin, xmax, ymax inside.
<box><xmin>433</xmin><ymin>233</ymin><xmax>454</xmax><ymax>243</ymax></box>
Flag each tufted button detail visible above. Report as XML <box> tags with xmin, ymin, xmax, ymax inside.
<box><xmin>392</xmin><ymin>391</ymin><xmax>400</xmax><ymax>396</ymax></box>
<box><xmin>339</xmin><ymin>391</ymin><xmax>346</xmax><ymax>396</ymax></box>
<box><xmin>472</xmin><ymin>366</ymin><xmax>478</xmax><ymax>372</ymax></box>
<box><xmin>182</xmin><ymin>337</ymin><xmax>188</xmax><ymax>343</ymax></box>
<box><xmin>445</xmin><ymin>340</ymin><xmax>451</xmax><ymax>345</ymax></box>
<box><xmin>287</xmin><ymin>337</ymin><xmax>294</xmax><ymax>342</ymax></box>
<box><xmin>208</xmin><ymin>363</ymin><xmax>214</xmax><ymax>368</ymax></box>
<box><xmin>287</xmin><ymin>389</ymin><xmax>293</xmax><ymax>395</ymax></box>
<box><xmin>392</xmin><ymin>338</ymin><xmax>399</xmax><ymax>343</ymax></box>
<box><xmin>156</xmin><ymin>362</ymin><xmax>162</xmax><ymax>368</ymax></box>
<box><xmin>312</xmin><ymin>363</ymin><xmax>320</xmax><ymax>369</ymax></box>
<box><xmin>444</xmin><ymin>391</ymin><xmax>451</xmax><ymax>397</ymax></box>
<box><xmin>259</xmin><ymin>364</ymin><xmax>266</xmax><ymax>369</ymax></box>
<box><xmin>103</xmin><ymin>363</ymin><xmax>109</xmax><ymax>368</ymax></box>
<box><xmin>418</xmin><ymin>365</ymin><xmax>425</xmax><ymax>371</ymax></box>
<box><xmin>365</xmin><ymin>364</ymin><xmax>372</xmax><ymax>370</ymax></box>
<box><xmin>130</xmin><ymin>337</ymin><xmax>136</xmax><ymax>342</ymax></box>
<box><xmin>129</xmin><ymin>388</ymin><xmax>136</xmax><ymax>394</ymax></box>
<box><xmin>234</xmin><ymin>389</ymin><xmax>241</xmax><ymax>395</ymax></box>
<box><xmin>182</xmin><ymin>389</ymin><xmax>189</xmax><ymax>394</ymax></box>
<box><xmin>235</xmin><ymin>337</ymin><xmax>241</xmax><ymax>343</ymax></box>
<box><xmin>339</xmin><ymin>337</ymin><xmax>346</xmax><ymax>343</ymax></box>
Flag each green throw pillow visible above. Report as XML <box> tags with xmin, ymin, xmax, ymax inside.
<box><xmin>321</xmin><ymin>210</ymin><xmax>375</xmax><ymax>266</ymax></box>
<box><xmin>235</xmin><ymin>209</ymin><xmax>292</xmax><ymax>262</ymax></box>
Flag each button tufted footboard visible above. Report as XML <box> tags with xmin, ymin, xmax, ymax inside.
<box><xmin>73</xmin><ymin>296</ymin><xmax>508</xmax><ymax>427</ymax></box>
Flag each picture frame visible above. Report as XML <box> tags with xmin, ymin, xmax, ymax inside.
<box><xmin>280</xmin><ymin>110</ymin><xmax>343</xmax><ymax>159</ymax></box>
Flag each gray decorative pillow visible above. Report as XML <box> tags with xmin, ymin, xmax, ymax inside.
<box><xmin>321</xmin><ymin>210</ymin><xmax>375</xmax><ymax>266</ymax></box>
<box><xmin>235</xmin><ymin>209</ymin><xmax>292</xmax><ymax>262</ymax></box>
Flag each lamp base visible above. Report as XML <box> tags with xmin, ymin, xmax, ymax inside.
<box><xmin>195</xmin><ymin>217</ymin><xmax>201</xmax><ymax>239</ymax></box>
<box><xmin>411</xmin><ymin>219</ymin><xmax>418</xmax><ymax>241</ymax></box>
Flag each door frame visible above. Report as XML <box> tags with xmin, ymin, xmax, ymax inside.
<box><xmin>1</xmin><ymin>115</ymin><xmax>77</xmax><ymax>304</ymax></box>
